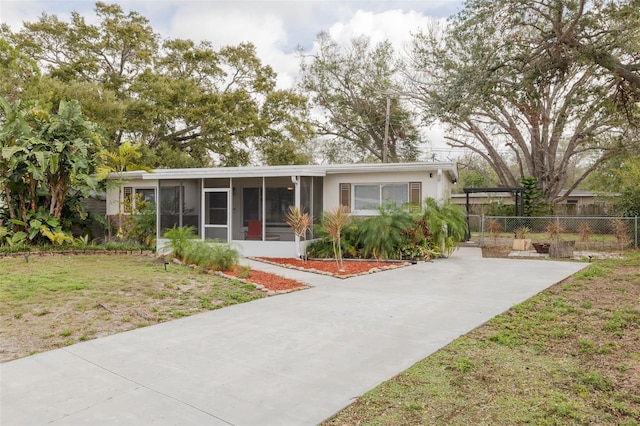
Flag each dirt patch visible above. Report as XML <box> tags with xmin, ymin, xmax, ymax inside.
<box><xmin>253</xmin><ymin>257</ymin><xmax>410</xmax><ymax>278</ymax></box>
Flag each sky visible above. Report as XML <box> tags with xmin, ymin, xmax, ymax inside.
<box><xmin>0</xmin><ymin>0</ymin><xmax>466</xmax><ymax>157</ymax></box>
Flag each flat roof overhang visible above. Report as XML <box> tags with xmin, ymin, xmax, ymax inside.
<box><xmin>109</xmin><ymin>161</ymin><xmax>459</xmax><ymax>181</ymax></box>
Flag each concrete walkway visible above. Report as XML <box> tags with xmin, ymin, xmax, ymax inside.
<box><xmin>1</xmin><ymin>248</ymin><xmax>587</xmax><ymax>425</ymax></box>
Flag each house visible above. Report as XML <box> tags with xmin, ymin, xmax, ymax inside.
<box><xmin>106</xmin><ymin>162</ymin><xmax>458</xmax><ymax>257</ymax></box>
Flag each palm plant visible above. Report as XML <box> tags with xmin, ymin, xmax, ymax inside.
<box><xmin>420</xmin><ymin>198</ymin><xmax>468</xmax><ymax>257</ymax></box>
<box><xmin>357</xmin><ymin>203</ymin><xmax>414</xmax><ymax>260</ymax></box>
<box><xmin>321</xmin><ymin>206</ymin><xmax>351</xmax><ymax>271</ymax></box>
<box><xmin>163</xmin><ymin>226</ymin><xmax>197</xmax><ymax>259</ymax></box>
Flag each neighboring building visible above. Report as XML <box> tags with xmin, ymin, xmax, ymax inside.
<box><xmin>452</xmin><ymin>189</ymin><xmax>618</xmax><ymax>217</ymax></box>
<box><xmin>106</xmin><ymin>162</ymin><xmax>458</xmax><ymax>257</ymax></box>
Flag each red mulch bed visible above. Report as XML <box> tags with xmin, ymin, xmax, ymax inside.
<box><xmin>221</xmin><ymin>268</ymin><xmax>307</xmax><ymax>292</ymax></box>
<box><xmin>253</xmin><ymin>257</ymin><xmax>410</xmax><ymax>278</ymax></box>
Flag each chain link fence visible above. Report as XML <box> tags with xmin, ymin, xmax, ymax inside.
<box><xmin>478</xmin><ymin>216</ymin><xmax>639</xmax><ymax>251</ymax></box>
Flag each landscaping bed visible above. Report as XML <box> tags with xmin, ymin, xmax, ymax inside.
<box><xmin>219</xmin><ymin>268</ymin><xmax>308</xmax><ymax>293</ymax></box>
<box><xmin>253</xmin><ymin>257</ymin><xmax>411</xmax><ymax>278</ymax></box>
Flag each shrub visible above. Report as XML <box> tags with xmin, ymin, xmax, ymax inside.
<box><xmin>124</xmin><ymin>201</ymin><xmax>156</xmax><ymax>248</ymax></box>
<box><xmin>183</xmin><ymin>240</ymin><xmax>239</xmax><ymax>271</ymax></box>
<box><xmin>420</xmin><ymin>198</ymin><xmax>468</xmax><ymax>257</ymax></box>
<box><xmin>163</xmin><ymin>226</ymin><xmax>197</xmax><ymax>259</ymax></box>
<box><xmin>485</xmin><ymin>218</ymin><xmax>503</xmax><ymax>245</ymax></box>
<box><xmin>514</xmin><ymin>226</ymin><xmax>530</xmax><ymax>239</ymax></box>
<box><xmin>546</xmin><ymin>220</ymin><xmax>564</xmax><ymax>241</ymax></box>
<box><xmin>356</xmin><ymin>203</ymin><xmax>414</xmax><ymax>260</ymax></box>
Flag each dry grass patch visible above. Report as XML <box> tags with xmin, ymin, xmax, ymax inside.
<box><xmin>324</xmin><ymin>252</ymin><xmax>640</xmax><ymax>425</ymax></box>
<box><xmin>0</xmin><ymin>254</ymin><xmax>264</xmax><ymax>362</ymax></box>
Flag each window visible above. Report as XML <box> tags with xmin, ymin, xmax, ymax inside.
<box><xmin>353</xmin><ymin>183</ymin><xmax>408</xmax><ymax>213</ymax></box>
<box><xmin>123</xmin><ymin>187</ymin><xmax>156</xmax><ymax>213</ymax></box>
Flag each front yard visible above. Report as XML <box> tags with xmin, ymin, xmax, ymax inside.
<box><xmin>324</xmin><ymin>252</ymin><xmax>640</xmax><ymax>425</ymax></box>
<box><xmin>0</xmin><ymin>254</ymin><xmax>266</xmax><ymax>362</ymax></box>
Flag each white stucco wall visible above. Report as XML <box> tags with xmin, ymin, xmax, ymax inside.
<box><xmin>323</xmin><ymin>169</ymin><xmax>451</xmax><ymax>212</ymax></box>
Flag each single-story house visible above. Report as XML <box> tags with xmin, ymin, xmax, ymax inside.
<box><xmin>106</xmin><ymin>162</ymin><xmax>458</xmax><ymax>257</ymax></box>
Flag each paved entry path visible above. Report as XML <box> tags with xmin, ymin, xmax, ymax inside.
<box><xmin>1</xmin><ymin>248</ymin><xmax>587</xmax><ymax>425</ymax></box>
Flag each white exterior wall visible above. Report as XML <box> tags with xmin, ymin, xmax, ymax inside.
<box><xmin>323</xmin><ymin>170</ymin><xmax>447</xmax><ymax>212</ymax></box>
<box><xmin>105</xmin><ymin>178</ymin><xmax>159</xmax><ymax>215</ymax></box>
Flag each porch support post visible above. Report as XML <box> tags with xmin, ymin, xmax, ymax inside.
<box><xmin>292</xmin><ymin>175</ymin><xmax>300</xmax><ymax>257</ymax></box>
<box><xmin>261</xmin><ymin>177</ymin><xmax>265</xmax><ymax>241</ymax></box>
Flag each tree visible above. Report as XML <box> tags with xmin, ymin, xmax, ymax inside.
<box><xmin>0</xmin><ymin>95</ymin><xmax>105</xmax><ymax>238</ymax></box>
<box><xmin>0</xmin><ymin>37</ymin><xmax>40</xmax><ymax>104</ymax></box>
<box><xmin>589</xmin><ymin>151</ymin><xmax>640</xmax><ymax>216</ymax></box>
<box><xmin>298</xmin><ymin>33</ymin><xmax>421</xmax><ymax>163</ymax></box>
<box><xmin>407</xmin><ymin>0</ymin><xmax>638</xmax><ymax>205</ymax></box>
<box><xmin>517</xmin><ymin>0</ymin><xmax>640</xmax><ymax>123</ymax></box>
<box><xmin>4</xmin><ymin>3</ymin><xmax>314</xmax><ymax>167</ymax></box>
<box><xmin>454</xmin><ymin>152</ymin><xmax>499</xmax><ymax>193</ymax></box>
<box><xmin>520</xmin><ymin>177</ymin><xmax>550</xmax><ymax>216</ymax></box>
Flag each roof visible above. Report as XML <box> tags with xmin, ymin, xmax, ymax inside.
<box><xmin>109</xmin><ymin>161</ymin><xmax>459</xmax><ymax>181</ymax></box>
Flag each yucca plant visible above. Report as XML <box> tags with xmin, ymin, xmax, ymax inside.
<box><xmin>546</xmin><ymin>220</ymin><xmax>563</xmax><ymax>241</ymax></box>
<box><xmin>285</xmin><ymin>206</ymin><xmax>312</xmax><ymax>260</ymax></box>
<box><xmin>321</xmin><ymin>206</ymin><xmax>351</xmax><ymax>271</ymax></box>
<box><xmin>357</xmin><ymin>203</ymin><xmax>414</xmax><ymax>260</ymax></box>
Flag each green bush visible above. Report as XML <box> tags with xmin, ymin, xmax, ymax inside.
<box><xmin>306</xmin><ymin>220</ymin><xmax>360</xmax><ymax>259</ymax></box>
<box><xmin>163</xmin><ymin>226</ymin><xmax>197</xmax><ymax>259</ymax></box>
<box><xmin>125</xmin><ymin>202</ymin><xmax>156</xmax><ymax>248</ymax></box>
<box><xmin>183</xmin><ymin>240</ymin><xmax>239</xmax><ymax>271</ymax></box>
<box><xmin>356</xmin><ymin>203</ymin><xmax>414</xmax><ymax>260</ymax></box>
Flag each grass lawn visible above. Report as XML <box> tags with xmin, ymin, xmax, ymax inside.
<box><xmin>324</xmin><ymin>251</ymin><xmax>640</xmax><ymax>425</ymax></box>
<box><xmin>0</xmin><ymin>254</ymin><xmax>264</xmax><ymax>362</ymax></box>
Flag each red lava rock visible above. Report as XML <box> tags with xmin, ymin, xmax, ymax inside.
<box><xmin>221</xmin><ymin>268</ymin><xmax>306</xmax><ymax>292</ymax></box>
<box><xmin>255</xmin><ymin>257</ymin><xmax>407</xmax><ymax>278</ymax></box>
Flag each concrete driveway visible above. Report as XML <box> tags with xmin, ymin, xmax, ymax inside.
<box><xmin>1</xmin><ymin>248</ymin><xmax>587</xmax><ymax>425</ymax></box>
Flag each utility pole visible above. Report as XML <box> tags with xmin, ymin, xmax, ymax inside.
<box><xmin>383</xmin><ymin>96</ymin><xmax>391</xmax><ymax>163</ymax></box>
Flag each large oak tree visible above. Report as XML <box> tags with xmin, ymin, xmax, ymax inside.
<box><xmin>408</xmin><ymin>0</ymin><xmax>639</xmax><ymax>203</ymax></box>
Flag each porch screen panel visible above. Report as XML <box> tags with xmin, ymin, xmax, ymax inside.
<box><xmin>159</xmin><ymin>179</ymin><xmax>201</xmax><ymax>236</ymax></box>
<box><xmin>301</xmin><ymin>176</ymin><xmax>312</xmax><ymax>239</ymax></box>
<box><xmin>159</xmin><ymin>185</ymin><xmax>179</xmax><ymax>232</ymax></box>
<box><xmin>207</xmin><ymin>192</ymin><xmax>227</xmax><ymax>225</ymax></box>
<box><xmin>313</xmin><ymin>177</ymin><xmax>323</xmax><ymax>238</ymax></box>
<box><xmin>243</xmin><ymin>188</ymin><xmax>261</xmax><ymax>226</ymax></box>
